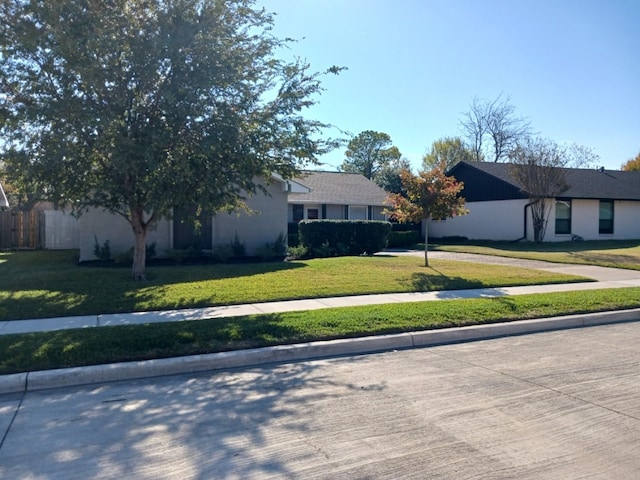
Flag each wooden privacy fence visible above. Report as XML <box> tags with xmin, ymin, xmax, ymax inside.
<box><xmin>0</xmin><ymin>209</ymin><xmax>45</xmax><ymax>249</ymax></box>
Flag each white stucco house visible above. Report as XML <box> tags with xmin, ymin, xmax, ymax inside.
<box><xmin>77</xmin><ymin>174</ymin><xmax>308</xmax><ymax>261</ymax></box>
<box><xmin>287</xmin><ymin>171</ymin><xmax>389</xmax><ymax>223</ymax></box>
<box><xmin>429</xmin><ymin>161</ymin><xmax>640</xmax><ymax>242</ymax></box>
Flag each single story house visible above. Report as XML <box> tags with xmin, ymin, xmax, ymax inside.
<box><xmin>77</xmin><ymin>174</ymin><xmax>308</xmax><ymax>261</ymax></box>
<box><xmin>429</xmin><ymin>161</ymin><xmax>640</xmax><ymax>242</ymax></box>
<box><xmin>288</xmin><ymin>171</ymin><xmax>389</xmax><ymax>223</ymax></box>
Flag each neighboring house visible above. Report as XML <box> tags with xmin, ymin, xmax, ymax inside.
<box><xmin>429</xmin><ymin>161</ymin><xmax>640</xmax><ymax>242</ymax></box>
<box><xmin>77</xmin><ymin>174</ymin><xmax>307</xmax><ymax>261</ymax></box>
<box><xmin>288</xmin><ymin>171</ymin><xmax>389</xmax><ymax>223</ymax></box>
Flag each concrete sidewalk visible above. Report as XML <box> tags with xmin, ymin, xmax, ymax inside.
<box><xmin>1</xmin><ymin>252</ymin><xmax>640</xmax><ymax>394</ymax></box>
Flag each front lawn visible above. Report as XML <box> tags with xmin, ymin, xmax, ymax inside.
<box><xmin>433</xmin><ymin>240</ymin><xmax>640</xmax><ymax>270</ymax></box>
<box><xmin>0</xmin><ymin>250</ymin><xmax>588</xmax><ymax>321</ymax></box>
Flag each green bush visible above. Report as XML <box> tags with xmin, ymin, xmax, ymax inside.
<box><xmin>93</xmin><ymin>236</ymin><xmax>111</xmax><ymax>262</ymax></box>
<box><xmin>387</xmin><ymin>230</ymin><xmax>422</xmax><ymax>248</ymax></box>
<box><xmin>256</xmin><ymin>233</ymin><xmax>287</xmax><ymax>260</ymax></box>
<box><xmin>298</xmin><ymin>220</ymin><xmax>391</xmax><ymax>257</ymax></box>
<box><xmin>114</xmin><ymin>242</ymin><xmax>157</xmax><ymax>265</ymax></box>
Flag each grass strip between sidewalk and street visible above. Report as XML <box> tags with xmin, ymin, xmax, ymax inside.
<box><xmin>1</xmin><ymin>287</ymin><xmax>639</xmax><ymax>375</ymax></box>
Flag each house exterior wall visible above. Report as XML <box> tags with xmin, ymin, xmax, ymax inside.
<box><xmin>288</xmin><ymin>203</ymin><xmax>387</xmax><ymax>222</ymax></box>
<box><xmin>547</xmin><ymin>199</ymin><xmax>640</xmax><ymax>241</ymax></box>
<box><xmin>429</xmin><ymin>198</ymin><xmax>640</xmax><ymax>243</ymax></box>
<box><xmin>428</xmin><ymin>199</ymin><xmax>528</xmax><ymax>241</ymax></box>
<box><xmin>78</xmin><ymin>209</ymin><xmax>171</xmax><ymax>261</ymax></box>
<box><xmin>213</xmin><ymin>180</ymin><xmax>288</xmax><ymax>253</ymax></box>
<box><xmin>78</xmin><ymin>178</ymin><xmax>287</xmax><ymax>261</ymax></box>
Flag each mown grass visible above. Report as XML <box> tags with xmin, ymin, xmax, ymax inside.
<box><xmin>1</xmin><ymin>288</ymin><xmax>639</xmax><ymax>375</ymax></box>
<box><xmin>433</xmin><ymin>240</ymin><xmax>640</xmax><ymax>270</ymax></box>
<box><xmin>0</xmin><ymin>250</ymin><xmax>587</xmax><ymax>321</ymax></box>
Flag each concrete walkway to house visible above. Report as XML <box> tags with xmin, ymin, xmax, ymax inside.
<box><xmin>1</xmin><ymin>251</ymin><xmax>640</xmax><ymax>394</ymax></box>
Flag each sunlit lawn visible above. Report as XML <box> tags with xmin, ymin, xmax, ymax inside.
<box><xmin>0</xmin><ymin>249</ymin><xmax>588</xmax><ymax>321</ymax></box>
<box><xmin>433</xmin><ymin>240</ymin><xmax>640</xmax><ymax>270</ymax></box>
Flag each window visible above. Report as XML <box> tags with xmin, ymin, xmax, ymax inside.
<box><xmin>555</xmin><ymin>200</ymin><xmax>571</xmax><ymax>235</ymax></box>
<box><xmin>307</xmin><ymin>208</ymin><xmax>319</xmax><ymax>220</ymax></box>
<box><xmin>348</xmin><ymin>205</ymin><xmax>367</xmax><ymax>220</ymax></box>
<box><xmin>599</xmin><ymin>200</ymin><xmax>614</xmax><ymax>234</ymax></box>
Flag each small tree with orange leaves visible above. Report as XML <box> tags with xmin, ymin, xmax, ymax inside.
<box><xmin>385</xmin><ymin>164</ymin><xmax>468</xmax><ymax>267</ymax></box>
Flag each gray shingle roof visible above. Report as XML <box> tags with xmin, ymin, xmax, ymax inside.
<box><xmin>457</xmin><ymin>162</ymin><xmax>640</xmax><ymax>201</ymax></box>
<box><xmin>289</xmin><ymin>171</ymin><xmax>389</xmax><ymax>205</ymax></box>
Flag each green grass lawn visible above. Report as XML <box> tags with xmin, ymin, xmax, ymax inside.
<box><xmin>1</xmin><ymin>288</ymin><xmax>639</xmax><ymax>375</ymax></box>
<box><xmin>1</xmin><ymin>244</ymin><xmax>639</xmax><ymax>375</ymax></box>
<box><xmin>433</xmin><ymin>240</ymin><xmax>640</xmax><ymax>270</ymax></box>
<box><xmin>0</xmin><ymin>250</ymin><xmax>588</xmax><ymax>321</ymax></box>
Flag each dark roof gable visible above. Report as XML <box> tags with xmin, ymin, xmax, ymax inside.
<box><xmin>449</xmin><ymin>162</ymin><xmax>640</xmax><ymax>201</ymax></box>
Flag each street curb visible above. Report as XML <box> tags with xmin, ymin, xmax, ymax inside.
<box><xmin>2</xmin><ymin>308</ymin><xmax>639</xmax><ymax>394</ymax></box>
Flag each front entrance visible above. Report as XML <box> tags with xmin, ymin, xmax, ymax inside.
<box><xmin>173</xmin><ymin>207</ymin><xmax>212</xmax><ymax>250</ymax></box>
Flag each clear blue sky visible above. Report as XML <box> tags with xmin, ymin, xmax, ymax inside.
<box><xmin>258</xmin><ymin>0</ymin><xmax>640</xmax><ymax>171</ymax></box>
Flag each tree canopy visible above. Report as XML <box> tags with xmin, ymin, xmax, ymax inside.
<box><xmin>422</xmin><ymin>137</ymin><xmax>475</xmax><ymax>172</ymax></box>
<box><xmin>340</xmin><ymin>130</ymin><xmax>402</xmax><ymax>182</ymax></box>
<box><xmin>385</xmin><ymin>166</ymin><xmax>467</xmax><ymax>266</ymax></box>
<box><xmin>0</xmin><ymin>0</ymin><xmax>341</xmax><ymax>279</ymax></box>
<box><xmin>621</xmin><ymin>151</ymin><xmax>640</xmax><ymax>171</ymax></box>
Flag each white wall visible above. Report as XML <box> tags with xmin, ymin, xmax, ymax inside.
<box><xmin>429</xmin><ymin>198</ymin><xmax>640</xmax><ymax>242</ymax></box>
<box><xmin>548</xmin><ymin>199</ymin><xmax>640</xmax><ymax>241</ymax></box>
<box><xmin>78</xmin><ymin>209</ymin><xmax>171</xmax><ymax>261</ymax></box>
<box><xmin>213</xmin><ymin>180</ymin><xmax>288</xmax><ymax>253</ymax></box>
<box><xmin>428</xmin><ymin>199</ymin><xmax>529</xmax><ymax>241</ymax></box>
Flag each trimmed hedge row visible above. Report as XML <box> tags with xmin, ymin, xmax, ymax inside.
<box><xmin>298</xmin><ymin>220</ymin><xmax>391</xmax><ymax>256</ymax></box>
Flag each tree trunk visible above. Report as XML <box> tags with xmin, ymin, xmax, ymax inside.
<box><xmin>424</xmin><ymin>219</ymin><xmax>429</xmax><ymax>267</ymax></box>
<box><xmin>130</xmin><ymin>207</ymin><xmax>148</xmax><ymax>281</ymax></box>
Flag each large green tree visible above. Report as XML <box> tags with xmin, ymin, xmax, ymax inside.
<box><xmin>385</xmin><ymin>165</ymin><xmax>468</xmax><ymax>267</ymax></box>
<box><xmin>422</xmin><ymin>136</ymin><xmax>476</xmax><ymax>172</ymax></box>
<box><xmin>340</xmin><ymin>130</ymin><xmax>402</xmax><ymax>183</ymax></box>
<box><xmin>0</xmin><ymin>0</ymin><xmax>341</xmax><ymax>279</ymax></box>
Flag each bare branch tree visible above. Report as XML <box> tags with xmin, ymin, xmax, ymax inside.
<box><xmin>508</xmin><ymin>137</ymin><xmax>597</xmax><ymax>242</ymax></box>
<box><xmin>460</xmin><ymin>94</ymin><xmax>532</xmax><ymax>162</ymax></box>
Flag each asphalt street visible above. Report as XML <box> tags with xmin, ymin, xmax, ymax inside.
<box><xmin>1</xmin><ymin>320</ymin><xmax>639</xmax><ymax>479</ymax></box>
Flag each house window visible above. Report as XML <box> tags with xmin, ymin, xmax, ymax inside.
<box><xmin>307</xmin><ymin>208</ymin><xmax>319</xmax><ymax>220</ymax></box>
<box><xmin>292</xmin><ymin>204</ymin><xmax>304</xmax><ymax>223</ymax></box>
<box><xmin>348</xmin><ymin>205</ymin><xmax>367</xmax><ymax>220</ymax></box>
<box><xmin>555</xmin><ymin>200</ymin><xmax>571</xmax><ymax>235</ymax></box>
<box><xmin>599</xmin><ymin>200</ymin><xmax>614</xmax><ymax>234</ymax></box>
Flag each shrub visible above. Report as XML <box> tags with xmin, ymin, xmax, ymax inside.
<box><xmin>256</xmin><ymin>233</ymin><xmax>287</xmax><ymax>260</ymax></box>
<box><xmin>387</xmin><ymin>230</ymin><xmax>422</xmax><ymax>248</ymax></box>
<box><xmin>114</xmin><ymin>242</ymin><xmax>157</xmax><ymax>265</ymax></box>
<box><xmin>287</xmin><ymin>244</ymin><xmax>309</xmax><ymax>260</ymax></box>
<box><xmin>212</xmin><ymin>244</ymin><xmax>234</xmax><ymax>262</ymax></box>
<box><xmin>230</xmin><ymin>232</ymin><xmax>246</xmax><ymax>257</ymax></box>
<box><xmin>298</xmin><ymin>220</ymin><xmax>391</xmax><ymax>257</ymax></box>
<box><xmin>93</xmin><ymin>236</ymin><xmax>111</xmax><ymax>262</ymax></box>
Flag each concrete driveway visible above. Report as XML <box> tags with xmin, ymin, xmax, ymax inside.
<box><xmin>1</xmin><ymin>320</ymin><xmax>639</xmax><ymax>479</ymax></box>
